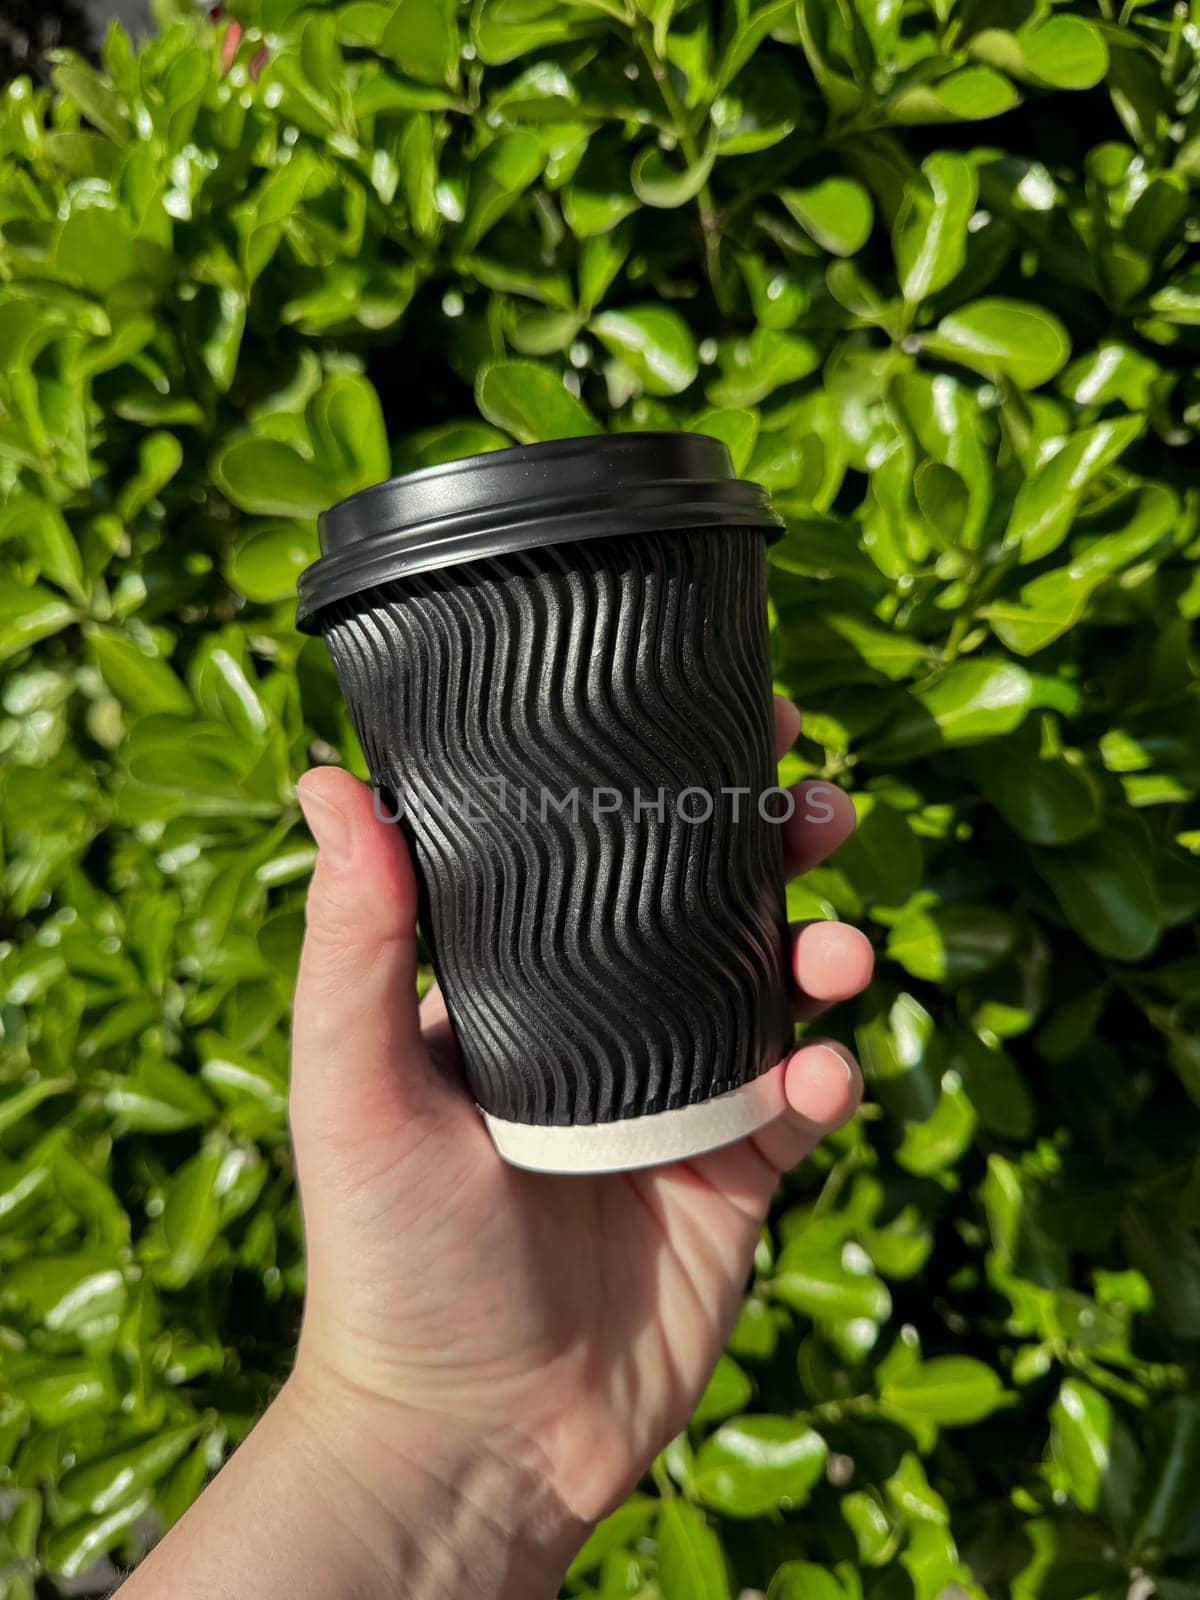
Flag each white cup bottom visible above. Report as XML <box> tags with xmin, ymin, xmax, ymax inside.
<box><xmin>481</xmin><ymin>1070</ymin><xmax>787</xmax><ymax>1175</ymax></box>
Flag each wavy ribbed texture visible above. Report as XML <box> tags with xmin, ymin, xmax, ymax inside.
<box><xmin>319</xmin><ymin>527</ymin><xmax>792</xmax><ymax>1127</ymax></box>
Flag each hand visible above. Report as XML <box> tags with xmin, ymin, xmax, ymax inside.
<box><xmin>285</xmin><ymin>694</ymin><xmax>871</xmax><ymax>1586</ymax></box>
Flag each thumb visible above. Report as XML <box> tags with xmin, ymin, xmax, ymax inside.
<box><xmin>290</xmin><ymin>767</ymin><xmax>450</xmax><ymax>1133</ymax></box>
<box><xmin>752</xmin><ymin>1041</ymin><xmax>862</xmax><ymax>1174</ymax></box>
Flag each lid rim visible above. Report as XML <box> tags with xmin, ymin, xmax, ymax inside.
<box><xmin>297</xmin><ymin>499</ymin><xmax>783</xmax><ymax>631</ymax></box>
<box><xmin>297</xmin><ymin>432</ymin><xmax>782</xmax><ymax>633</ymax></box>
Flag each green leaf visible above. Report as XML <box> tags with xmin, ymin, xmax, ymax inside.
<box><xmin>0</xmin><ymin>583</ymin><xmax>77</xmax><ymax>662</ymax></box>
<box><xmin>383</xmin><ymin>0</ymin><xmax>459</xmax><ymax>85</ymax></box>
<box><xmin>715</xmin><ymin>0</ymin><xmax>794</xmax><ymax>94</ymax></box>
<box><xmin>105</xmin><ymin>1056</ymin><xmax>216</xmax><ymax>1133</ymax></box>
<box><xmin>834</xmin><ymin>794</ymin><xmax>923</xmax><ymax>906</ymax></box>
<box><xmin>461</xmin><ymin>132</ymin><xmax>543</xmax><ymax>250</ymax></box>
<box><xmin>3</xmin><ymin>1253</ymin><xmax>126</xmax><ymax>1336</ymax></box>
<box><xmin>960</xmin><ymin>730</ymin><xmax>1100</xmax><ymax>844</ymax></box>
<box><xmin>708</xmin><ymin>328</ymin><xmax>822</xmax><ymax>407</ymax></box>
<box><xmin>41</xmin><ymin>1495</ymin><xmax>151</xmax><ymax>1582</ymax></box>
<box><xmin>865</xmin><ymin>659</ymin><xmax>1034</xmax><ymax>761</ymax></box>
<box><xmin>1005</xmin><ymin>415</ymin><xmax>1145</xmax><ymax>563</ymax></box>
<box><xmin>212</xmin><ymin>439</ymin><xmax>334</xmax><ymax>519</ymax></box>
<box><xmin>781</xmin><ymin>177</ymin><xmax>874</xmax><ymax>258</ymax></box>
<box><xmin>693</xmin><ymin>1354</ymin><xmax>754</xmax><ymax>1425</ymax></box>
<box><xmin>0</xmin><ymin>501</ymin><xmax>86</xmax><ymax>603</ymax></box>
<box><xmin>228</xmin><ymin>522</ymin><xmax>320</xmax><ymax>605</ymax></box>
<box><xmin>881</xmin><ymin>1357</ymin><xmax>1011</xmax><ymax>1426</ymax></box>
<box><xmin>89</xmin><ymin>629</ymin><xmax>192</xmax><ymax>718</ymax></box>
<box><xmin>1033</xmin><ymin>822</ymin><xmax>1160</xmax><ymax>961</ymax></box>
<box><xmin>51</xmin><ymin>59</ymin><xmax>130</xmax><ymax>145</ymax></box>
<box><xmin>895</xmin><ymin>1078</ymin><xmax>978</xmax><ymax>1175</ymax></box>
<box><xmin>889</xmin><ymin>66</ymin><xmax>1019</xmax><ymax>124</ymax></box>
<box><xmin>475</xmin><ymin>360</ymin><xmax>598</xmax><ymax>443</ymax></box>
<box><xmin>773</xmin><ymin>1234</ymin><xmax>893</xmax><ymax>1325</ymax></box>
<box><xmin>893</xmin><ymin>153</ymin><xmax>977</xmax><ymax>305</ymax></box>
<box><xmin>1027</xmin><ymin>20</ymin><xmax>1108</xmax><ymax>89</ymax></box>
<box><xmin>921</xmin><ymin>298</ymin><xmax>1070</xmax><ymax>389</ymax></box>
<box><xmin>656</xmin><ymin>1500</ymin><xmax>731</xmax><ymax>1600</ymax></box>
<box><xmin>1048</xmin><ymin>1380</ymin><xmax>1128</xmax><ymax>1517</ymax></box>
<box><xmin>565</xmin><ymin>1496</ymin><xmax>657</xmax><ymax>1581</ymax></box>
<box><xmin>692</xmin><ymin>1417</ymin><xmax>828</xmax><ymax>1518</ymax></box>
<box><xmin>1132</xmin><ymin>1400</ymin><xmax>1200</xmax><ymax>1554</ymax></box>
<box><xmin>688</xmin><ymin>408</ymin><xmax>759</xmax><ymax>474</ymax></box>
<box><xmin>769</xmin><ymin>1562</ymin><xmax>848</xmax><ymax>1600</ymax></box>
<box><xmin>913</xmin><ymin>461</ymin><xmax>969</xmax><ymax>545</ymax></box>
<box><xmin>0</xmin><ymin>1077</ymin><xmax>73</xmax><ymax>1137</ymax></box>
<box><xmin>473</xmin><ymin>0</ymin><xmax>603</xmax><ymax>65</ymax></box>
<box><xmin>946</xmin><ymin>1027</ymin><xmax>1033</xmax><ymax>1139</ymax></box>
<box><xmin>887</xmin><ymin>905</ymin><xmax>1017</xmax><ymax>984</ymax></box>
<box><xmin>156</xmin><ymin>1145</ymin><xmax>225</xmax><ymax>1289</ymax></box>
<box><xmin>58</xmin><ymin>1427</ymin><xmax>198</xmax><ymax>1517</ymax></box>
<box><xmin>631</xmin><ymin>139</ymin><xmax>717</xmax><ymax>209</ymax></box>
<box><xmin>591</xmin><ymin>306</ymin><xmax>698</xmax><ymax>396</ymax></box>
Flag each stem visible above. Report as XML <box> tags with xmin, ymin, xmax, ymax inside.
<box><xmin>632</xmin><ymin>22</ymin><xmax>725</xmax><ymax>305</ymax></box>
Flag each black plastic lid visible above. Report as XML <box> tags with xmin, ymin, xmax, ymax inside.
<box><xmin>295</xmin><ymin>432</ymin><xmax>782</xmax><ymax>631</ymax></box>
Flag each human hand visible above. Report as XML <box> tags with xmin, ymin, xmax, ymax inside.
<box><xmin>284</xmin><ymin>694</ymin><xmax>871</xmax><ymax>1588</ymax></box>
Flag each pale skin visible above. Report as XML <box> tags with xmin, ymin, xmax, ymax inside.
<box><xmin>118</xmin><ymin>695</ymin><xmax>873</xmax><ymax>1600</ymax></box>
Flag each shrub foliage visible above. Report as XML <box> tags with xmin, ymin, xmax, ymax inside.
<box><xmin>2</xmin><ymin>0</ymin><xmax>1200</xmax><ymax>1595</ymax></box>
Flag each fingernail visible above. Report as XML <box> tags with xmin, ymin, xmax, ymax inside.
<box><xmin>806</xmin><ymin>1044</ymin><xmax>856</xmax><ymax>1083</ymax></box>
<box><xmin>829</xmin><ymin>1046</ymin><xmax>856</xmax><ymax>1083</ymax></box>
<box><xmin>298</xmin><ymin>784</ymin><xmax>353</xmax><ymax>867</ymax></box>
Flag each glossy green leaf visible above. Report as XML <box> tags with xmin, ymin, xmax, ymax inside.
<box><xmin>781</xmin><ymin>177</ymin><xmax>874</xmax><ymax>258</ymax></box>
<box><xmin>0</xmin><ymin>502</ymin><xmax>86</xmax><ymax>603</ymax></box>
<box><xmin>591</xmin><ymin>306</ymin><xmax>698</xmax><ymax>396</ymax></box>
<box><xmin>889</xmin><ymin>66</ymin><xmax>1020</xmax><ymax>124</ymax></box>
<box><xmin>656</xmin><ymin>1499</ymin><xmax>731</xmax><ymax>1600</ymax></box>
<box><xmin>41</xmin><ymin>1494</ymin><xmax>151</xmax><ymax>1581</ymax></box>
<box><xmin>1005</xmin><ymin>415</ymin><xmax>1145</xmax><ymax>563</ymax></box>
<box><xmin>212</xmin><ymin>439</ymin><xmax>334</xmax><ymax>519</ymax></box>
<box><xmin>773</xmin><ymin>1234</ymin><xmax>893</xmax><ymax>1325</ymax></box>
<box><xmin>227</xmin><ymin>522</ymin><xmax>320</xmax><ymax>604</ymax></box>
<box><xmin>693</xmin><ymin>1354</ymin><xmax>754</xmax><ymax>1425</ymax></box>
<box><xmin>921</xmin><ymin>298</ymin><xmax>1070</xmax><ymax>389</ymax></box>
<box><xmin>0</xmin><ymin>584</ymin><xmax>77</xmax><ymax>663</ymax></box>
<box><xmin>1025</xmin><ymin>20</ymin><xmax>1108</xmax><ymax>89</ymax></box>
<box><xmin>692</xmin><ymin>1417</ymin><xmax>827</xmax><ymax>1517</ymax></box>
<box><xmin>383</xmin><ymin>0</ymin><xmax>458</xmax><ymax>85</ymax></box>
<box><xmin>881</xmin><ymin>1358</ymin><xmax>1011</xmax><ymax>1426</ymax></box>
<box><xmin>475</xmin><ymin>360</ymin><xmax>597</xmax><ymax>442</ymax></box>
<box><xmin>631</xmin><ymin>140</ymin><xmax>717</xmax><ymax>209</ymax></box>
<box><xmin>865</xmin><ymin>659</ymin><xmax>1034</xmax><ymax>760</ymax></box>
<box><xmin>893</xmin><ymin>154</ymin><xmax>977</xmax><ymax>305</ymax></box>
<box><xmin>895</xmin><ymin>1078</ymin><xmax>978</xmax><ymax>1175</ymax></box>
<box><xmin>58</xmin><ymin>1426</ymin><xmax>198</xmax><ymax>1517</ymax></box>
<box><xmin>1048</xmin><ymin>1379</ymin><xmax>1135</xmax><ymax>1520</ymax></box>
<box><xmin>887</xmin><ymin>905</ymin><xmax>1016</xmax><ymax>984</ymax></box>
<box><xmin>461</xmin><ymin>132</ymin><xmax>543</xmax><ymax>250</ymax></box>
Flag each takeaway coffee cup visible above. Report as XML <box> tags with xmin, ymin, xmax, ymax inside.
<box><xmin>296</xmin><ymin>433</ymin><xmax>793</xmax><ymax>1174</ymax></box>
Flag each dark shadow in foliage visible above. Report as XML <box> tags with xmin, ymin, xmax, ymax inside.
<box><xmin>0</xmin><ymin>0</ymin><xmax>94</xmax><ymax>82</ymax></box>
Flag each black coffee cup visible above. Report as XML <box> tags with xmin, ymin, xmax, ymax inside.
<box><xmin>296</xmin><ymin>433</ymin><xmax>793</xmax><ymax>1173</ymax></box>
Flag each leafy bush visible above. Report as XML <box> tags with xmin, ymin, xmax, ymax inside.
<box><xmin>2</xmin><ymin>0</ymin><xmax>1199</xmax><ymax>1595</ymax></box>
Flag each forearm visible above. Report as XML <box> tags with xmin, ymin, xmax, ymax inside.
<box><xmin>117</xmin><ymin>1368</ymin><xmax>583</xmax><ymax>1600</ymax></box>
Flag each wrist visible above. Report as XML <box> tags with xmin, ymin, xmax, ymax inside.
<box><xmin>278</xmin><ymin>1359</ymin><xmax>588</xmax><ymax>1600</ymax></box>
